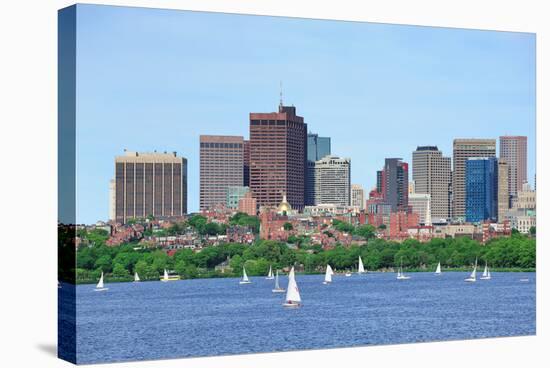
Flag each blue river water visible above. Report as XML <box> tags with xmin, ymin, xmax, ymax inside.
<box><xmin>68</xmin><ymin>271</ymin><xmax>535</xmax><ymax>364</ymax></box>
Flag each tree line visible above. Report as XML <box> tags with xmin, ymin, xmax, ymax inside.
<box><xmin>75</xmin><ymin>228</ymin><xmax>535</xmax><ymax>283</ymax></box>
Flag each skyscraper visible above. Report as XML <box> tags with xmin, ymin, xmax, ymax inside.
<box><xmin>412</xmin><ymin>146</ymin><xmax>452</xmax><ymax>221</ymax></box>
<box><xmin>498</xmin><ymin>159</ymin><xmax>510</xmax><ymax>222</ymax></box>
<box><xmin>200</xmin><ymin>135</ymin><xmax>244</xmax><ymax>210</ymax></box>
<box><xmin>465</xmin><ymin>157</ymin><xmax>498</xmax><ymax>223</ymax></box>
<box><xmin>452</xmin><ymin>139</ymin><xmax>496</xmax><ymax>221</ymax></box>
<box><xmin>243</xmin><ymin>140</ymin><xmax>250</xmax><ymax>186</ymax></box>
<box><xmin>226</xmin><ymin>186</ymin><xmax>250</xmax><ymax>209</ymax></box>
<box><xmin>314</xmin><ymin>156</ymin><xmax>351</xmax><ymax>206</ymax></box>
<box><xmin>306</xmin><ymin>133</ymin><xmax>331</xmax><ymax>205</ymax></box>
<box><xmin>114</xmin><ymin>151</ymin><xmax>187</xmax><ymax>224</ymax></box>
<box><xmin>351</xmin><ymin>184</ymin><xmax>365</xmax><ymax>210</ymax></box>
<box><xmin>250</xmin><ymin>104</ymin><xmax>307</xmax><ymax>210</ymax></box>
<box><xmin>499</xmin><ymin>136</ymin><xmax>527</xmax><ymax>197</ymax></box>
<box><xmin>383</xmin><ymin>158</ymin><xmax>409</xmax><ymax>212</ymax></box>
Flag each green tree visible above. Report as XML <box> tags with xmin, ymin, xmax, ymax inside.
<box><xmin>355</xmin><ymin>224</ymin><xmax>376</xmax><ymax>240</ymax></box>
<box><xmin>283</xmin><ymin>222</ymin><xmax>293</xmax><ymax>231</ymax></box>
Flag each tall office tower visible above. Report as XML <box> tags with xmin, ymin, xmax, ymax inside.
<box><xmin>314</xmin><ymin>156</ymin><xmax>351</xmax><ymax>206</ymax></box>
<box><xmin>307</xmin><ymin>133</ymin><xmax>331</xmax><ymax>161</ymax></box>
<box><xmin>250</xmin><ymin>104</ymin><xmax>307</xmax><ymax>210</ymax></box>
<box><xmin>243</xmin><ymin>140</ymin><xmax>250</xmax><ymax>186</ymax></box>
<box><xmin>412</xmin><ymin>146</ymin><xmax>452</xmax><ymax>221</ymax></box>
<box><xmin>306</xmin><ymin>133</ymin><xmax>331</xmax><ymax>205</ymax></box>
<box><xmin>408</xmin><ymin>193</ymin><xmax>431</xmax><ymax>226</ymax></box>
<box><xmin>351</xmin><ymin>184</ymin><xmax>365</xmax><ymax>210</ymax></box>
<box><xmin>383</xmin><ymin>158</ymin><xmax>409</xmax><ymax>212</ymax></box>
<box><xmin>498</xmin><ymin>160</ymin><xmax>510</xmax><ymax>222</ymax></box>
<box><xmin>499</xmin><ymin>136</ymin><xmax>527</xmax><ymax>197</ymax></box>
<box><xmin>114</xmin><ymin>151</ymin><xmax>187</xmax><ymax>224</ymax></box>
<box><xmin>452</xmin><ymin>139</ymin><xmax>496</xmax><ymax>221</ymax></box>
<box><xmin>109</xmin><ymin>179</ymin><xmax>116</xmax><ymax>221</ymax></box>
<box><xmin>376</xmin><ymin>170</ymin><xmax>385</xmax><ymax>195</ymax></box>
<box><xmin>465</xmin><ymin>157</ymin><xmax>498</xmax><ymax>223</ymax></box>
<box><xmin>199</xmin><ymin>135</ymin><xmax>244</xmax><ymax>210</ymax></box>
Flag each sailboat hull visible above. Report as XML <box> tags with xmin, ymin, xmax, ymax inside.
<box><xmin>464</xmin><ymin>278</ymin><xmax>476</xmax><ymax>282</ymax></box>
<box><xmin>480</xmin><ymin>277</ymin><xmax>491</xmax><ymax>280</ymax></box>
<box><xmin>265</xmin><ymin>277</ymin><xmax>274</xmax><ymax>280</ymax></box>
<box><xmin>272</xmin><ymin>288</ymin><xmax>285</xmax><ymax>293</ymax></box>
<box><xmin>94</xmin><ymin>287</ymin><xmax>108</xmax><ymax>291</ymax></box>
<box><xmin>239</xmin><ymin>281</ymin><xmax>251</xmax><ymax>284</ymax></box>
<box><xmin>283</xmin><ymin>302</ymin><xmax>301</xmax><ymax>308</ymax></box>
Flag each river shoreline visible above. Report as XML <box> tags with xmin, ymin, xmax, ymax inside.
<box><xmin>72</xmin><ymin>268</ymin><xmax>536</xmax><ymax>285</ymax></box>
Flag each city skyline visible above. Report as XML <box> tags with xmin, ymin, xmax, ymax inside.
<box><xmin>75</xmin><ymin>4</ymin><xmax>535</xmax><ymax>224</ymax></box>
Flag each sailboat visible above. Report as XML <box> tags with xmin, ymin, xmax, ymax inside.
<box><xmin>283</xmin><ymin>266</ymin><xmax>301</xmax><ymax>308</ymax></box>
<box><xmin>345</xmin><ymin>271</ymin><xmax>352</xmax><ymax>277</ymax></box>
<box><xmin>266</xmin><ymin>265</ymin><xmax>274</xmax><ymax>280</ymax></box>
<box><xmin>465</xmin><ymin>258</ymin><xmax>478</xmax><ymax>282</ymax></box>
<box><xmin>358</xmin><ymin>256</ymin><xmax>366</xmax><ymax>274</ymax></box>
<box><xmin>480</xmin><ymin>262</ymin><xmax>491</xmax><ymax>280</ymax></box>
<box><xmin>134</xmin><ymin>271</ymin><xmax>140</xmax><ymax>282</ymax></box>
<box><xmin>435</xmin><ymin>262</ymin><xmax>442</xmax><ymax>275</ymax></box>
<box><xmin>94</xmin><ymin>271</ymin><xmax>108</xmax><ymax>291</ymax></box>
<box><xmin>323</xmin><ymin>264</ymin><xmax>334</xmax><ymax>284</ymax></box>
<box><xmin>240</xmin><ymin>266</ymin><xmax>251</xmax><ymax>284</ymax></box>
<box><xmin>396</xmin><ymin>259</ymin><xmax>410</xmax><ymax>280</ymax></box>
<box><xmin>272</xmin><ymin>270</ymin><xmax>285</xmax><ymax>293</ymax></box>
<box><xmin>160</xmin><ymin>269</ymin><xmax>180</xmax><ymax>282</ymax></box>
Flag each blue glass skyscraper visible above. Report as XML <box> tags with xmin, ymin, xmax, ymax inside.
<box><xmin>465</xmin><ymin>157</ymin><xmax>498</xmax><ymax>223</ymax></box>
<box><xmin>306</xmin><ymin>133</ymin><xmax>331</xmax><ymax>205</ymax></box>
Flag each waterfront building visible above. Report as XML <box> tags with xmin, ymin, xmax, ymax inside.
<box><xmin>408</xmin><ymin>193</ymin><xmax>431</xmax><ymax>226</ymax></box>
<box><xmin>452</xmin><ymin>139</ymin><xmax>496</xmax><ymax>221</ymax></box>
<box><xmin>113</xmin><ymin>150</ymin><xmax>187</xmax><ymax>224</ymax></box>
<box><xmin>499</xmin><ymin>136</ymin><xmax>527</xmax><ymax>197</ymax></box>
<box><xmin>238</xmin><ymin>191</ymin><xmax>257</xmax><ymax>216</ymax></box>
<box><xmin>498</xmin><ymin>160</ymin><xmax>510</xmax><ymax>222</ymax></box>
<box><xmin>306</xmin><ymin>133</ymin><xmax>331</xmax><ymax>205</ymax></box>
<box><xmin>226</xmin><ymin>186</ymin><xmax>250</xmax><ymax>209</ymax></box>
<box><xmin>382</xmin><ymin>158</ymin><xmax>409</xmax><ymax>212</ymax></box>
<box><xmin>199</xmin><ymin>135</ymin><xmax>244</xmax><ymax>210</ymax></box>
<box><xmin>250</xmin><ymin>103</ymin><xmax>307</xmax><ymax>210</ymax></box>
<box><xmin>412</xmin><ymin>146</ymin><xmax>452</xmax><ymax>221</ymax></box>
<box><xmin>314</xmin><ymin>156</ymin><xmax>351</xmax><ymax>206</ymax></box>
<box><xmin>465</xmin><ymin>157</ymin><xmax>498</xmax><ymax>223</ymax></box>
<box><xmin>351</xmin><ymin>184</ymin><xmax>365</xmax><ymax>210</ymax></box>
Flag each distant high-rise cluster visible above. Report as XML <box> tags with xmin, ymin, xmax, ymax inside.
<box><xmin>109</xmin><ymin>95</ymin><xmax>532</xmax><ymax>232</ymax></box>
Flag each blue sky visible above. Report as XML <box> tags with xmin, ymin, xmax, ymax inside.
<box><xmin>74</xmin><ymin>4</ymin><xmax>536</xmax><ymax>224</ymax></box>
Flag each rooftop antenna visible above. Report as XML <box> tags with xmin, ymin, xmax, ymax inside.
<box><xmin>279</xmin><ymin>80</ymin><xmax>283</xmax><ymax>108</ymax></box>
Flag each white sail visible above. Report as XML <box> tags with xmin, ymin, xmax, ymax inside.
<box><xmin>242</xmin><ymin>267</ymin><xmax>249</xmax><ymax>282</ymax></box>
<box><xmin>324</xmin><ymin>264</ymin><xmax>333</xmax><ymax>283</ymax></box>
<box><xmin>274</xmin><ymin>271</ymin><xmax>280</xmax><ymax>289</ymax></box>
<box><xmin>267</xmin><ymin>265</ymin><xmax>274</xmax><ymax>279</ymax></box>
<box><xmin>134</xmin><ymin>272</ymin><xmax>140</xmax><ymax>282</ymax></box>
<box><xmin>285</xmin><ymin>267</ymin><xmax>301</xmax><ymax>303</ymax></box>
<box><xmin>470</xmin><ymin>259</ymin><xmax>478</xmax><ymax>279</ymax></box>
<box><xmin>358</xmin><ymin>256</ymin><xmax>365</xmax><ymax>274</ymax></box>
<box><xmin>96</xmin><ymin>272</ymin><xmax>104</xmax><ymax>289</ymax></box>
<box><xmin>397</xmin><ymin>268</ymin><xmax>402</xmax><ymax>278</ymax></box>
<box><xmin>482</xmin><ymin>263</ymin><xmax>488</xmax><ymax>277</ymax></box>
<box><xmin>163</xmin><ymin>269</ymin><xmax>169</xmax><ymax>281</ymax></box>
<box><xmin>435</xmin><ymin>262</ymin><xmax>441</xmax><ymax>274</ymax></box>
<box><xmin>487</xmin><ymin>268</ymin><xmax>491</xmax><ymax>278</ymax></box>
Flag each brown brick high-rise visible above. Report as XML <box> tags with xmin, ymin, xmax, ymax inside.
<box><xmin>250</xmin><ymin>104</ymin><xmax>307</xmax><ymax>210</ymax></box>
